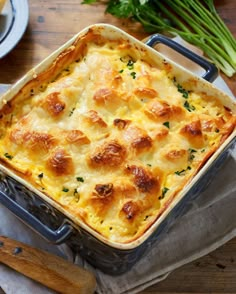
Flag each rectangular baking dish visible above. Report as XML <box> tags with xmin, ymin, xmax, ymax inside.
<box><xmin>0</xmin><ymin>24</ymin><xmax>235</xmax><ymax>275</ymax></box>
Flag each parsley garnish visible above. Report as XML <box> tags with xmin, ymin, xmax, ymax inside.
<box><xmin>38</xmin><ymin>173</ymin><xmax>44</xmax><ymax>179</ymax></box>
<box><xmin>130</xmin><ymin>72</ymin><xmax>136</xmax><ymax>79</ymax></box>
<box><xmin>69</xmin><ymin>107</ymin><xmax>75</xmax><ymax>117</ymax></box>
<box><xmin>159</xmin><ymin>187</ymin><xmax>169</xmax><ymax>200</ymax></box>
<box><xmin>127</xmin><ymin>60</ymin><xmax>134</xmax><ymax>70</ymax></box>
<box><xmin>184</xmin><ymin>101</ymin><xmax>195</xmax><ymax>112</ymax></box>
<box><xmin>175</xmin><ymin>166</ymin><xmax>191</xmax><ymax>176</ymax></box>
<box><xmin>62</xmin><ymin>187</ymin><xmax>69</xmax><ymax>192</ymax></box>
<box><xmin>119</xmin><ymin>69</ymin><xmax>124</xmax><ymax>73</ymax></box>
<box><xmin>188</xmin><ymin>148</ymin><xmax>197</xmax><ymax>161</ymax></box>
<box><xmin>76</xmin><ymin>177</ymin><xmax>84</xmax><ymax>182</ymax></box>
<box><xmin>4</xmin><ymin>153</ymin><xmax>13</xmax><ymax>160</ymax></box>
<box><xmin>177</xmin><ymin>84</ymin><xmax>189</xmax><ymax>98</ymax></box>
<box><xmin>163</xmin><ymin>121</ymin><xmax>170</xmax><ymax>128</ymax></box>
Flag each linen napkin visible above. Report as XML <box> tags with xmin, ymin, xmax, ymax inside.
<box><xmin>0</xmin><ymin>37</ymin><xmax>235</xmax><ymax>294</ymax></box>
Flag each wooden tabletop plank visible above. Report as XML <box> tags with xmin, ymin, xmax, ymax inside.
<box><xmin>0</xmin><ymin>1</ymin><xmax>235</xmax><ymax>293</ymax></box>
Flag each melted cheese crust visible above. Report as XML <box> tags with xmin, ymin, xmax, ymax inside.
<box><xmin>0</xmin><ymin>29</ymin><xmax>235</xmax><ymax>244</ymax></box>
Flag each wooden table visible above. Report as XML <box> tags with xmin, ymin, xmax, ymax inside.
<box><xmin>0</xmin><ymin>0</ymin><xmax>235</xmax><ymax>293</ymax></box>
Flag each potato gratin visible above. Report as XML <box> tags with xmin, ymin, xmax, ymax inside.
<box><xmin>0</xmin><ymin>28</ymin><xmax>235</xmax><ymax>244</ymax></box>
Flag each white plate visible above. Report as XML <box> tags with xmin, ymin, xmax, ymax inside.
<box><xmin>0</xmin><ymin>0</ymin><xmax>29</xmax><ymax>58</ymax></box>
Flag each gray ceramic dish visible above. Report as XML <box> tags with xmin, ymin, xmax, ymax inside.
<box><xmin>0</xmin><ymin>24</ymin><xmax>235</xmax><ymax>275</ymax></box>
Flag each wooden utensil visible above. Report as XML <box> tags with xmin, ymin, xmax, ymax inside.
<box><xmin>0</xmin><ymin>236</ymin><xmax>96</xmax><ymax>294</ymax></box>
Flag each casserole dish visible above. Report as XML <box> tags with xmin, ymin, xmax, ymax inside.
<box><xmin>0</xmin><ymin>24</ymin><xmax>235</xmax><ymax>275</ymax></box>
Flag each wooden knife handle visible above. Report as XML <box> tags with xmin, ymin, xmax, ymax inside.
<box><xmin>0</xmin><ymin>236</ymin><xmax>96</xmax><ymax>294</ymax></box>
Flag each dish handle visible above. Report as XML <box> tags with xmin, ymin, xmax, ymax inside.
<box><xmin>0</xmin><ymin>189</ymin><xmax>73</xmax><ymax>244</ymax></box>
<box><xmin>145</xmin><ymin>34</ymin><xmax>218</xmax><ymax>83</ymax></box>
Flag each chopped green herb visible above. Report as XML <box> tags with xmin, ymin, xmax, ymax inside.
<box><xmin>4</xmin><ymin>153</ymin><xmax>13</xmax><ymax>160</ymax></box>
<box><xmin>177</xmin><ymin>84</ymin><xmax>189</xmax><ymax>98</ymax></box>
<box><xmin>201</xmin><ymin>149</ymin><xmax>206</xmax><ymax>153</ymax></box>
<box><xmin>62</xmin><ymin>187</ymin><xmax>69</xmax><ymax>192</ymax></box>
<box><xmin>130</xmin><ymin>72</ymin><xmax>136</xmax><ymax>79</ymax></box>
<box><xmin>215</xmin><ymin>128</ymin><xmax>220</xmax><ymax>133</ymax></box>
<box><xmin>127</xmin><ymin>60</ymin><xmax>134</xmax><ymax>70</ymax></box>
<box><xmin>38</xmin><ymin>173</ymin><xmax>44</xmax><ymax>179</ymax></box>
<box><xmin>159</xmin><ymin>187</ymin><xmax>169</xmax><ymax>200</ymax></box>
<box><xmin>69</xmin><ymin>107</ymin><xmax>75</xmax><ymax>117</ymax></box>
<box><xmin>175</xmin><ymin>169</ymin><xmax>185</xmax><ymax>176</ymax></box>
<box><xmin>188</xmin><ymin>148</ymin><xmax>197</xmax><ymax>161</ymax></box>
<box><xmin>175</xmin><ymin>166</ymin><xmax>191</xmax><ymax>176</ymax></box>
<box><xmin>189</xmin><ymin>148</ymin><xmax>197</xmax><ymax>153</ymax></box>
<box><xmin>147</xmin><ymin>163</ymin><xmax>152</xmax><ymax>167</ymax></box>
<box><xmin>184</xmin><ymin>101</ymin><xmax>195</xmax><ymax>112</ymax></box>
<box><xmin>163</xmin><ymin>121</ymin><xmax>170</xmax><ymax>128</ymax></box>
<box><xmin>119</xmin><ymin>69</ymin><xmax>124</xmax><ymax>73</ymax></box>
<box><xmin>76</xmin><ymin>176</ymin><xmax>84</xmax><ymax>182</ymax></box>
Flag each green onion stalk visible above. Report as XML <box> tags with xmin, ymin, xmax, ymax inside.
<box><xmin>82</xmin><ymin>0</ymin><xmax>236</xmax><ymax>77</ymax></box>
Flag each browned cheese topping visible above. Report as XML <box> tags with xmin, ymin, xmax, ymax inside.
<box><xmin>0</xmin><ymin>28</ymin><xmax>235</xmax><ymax>244</ymax></box>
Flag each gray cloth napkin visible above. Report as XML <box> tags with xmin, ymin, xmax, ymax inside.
<box><xmin>0</xmin><ymin>39</ymin><xmax>235</xmax><ymax>294</ymax></box>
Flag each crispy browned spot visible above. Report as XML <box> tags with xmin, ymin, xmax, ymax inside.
<box><xmin>86</xmin><ymin>110</ymin><xmax>107</xmax><ymax>127</ymax></box>
<box><xmin>132</xmin><ymin>136</ymin><xmax>152</xmax><ymax>149</ymax></box>
<box><xmin>93</xmin><ymin>183</ymin><xmax>114</xmax><ymax>198</ymax></box>
<box><xmin>66</xmin><ymin>130</ymin><xmax>90</xmax><ymax>145</ymax></box>
<box><xmin>145</xmin><ymin>100</ymin><xmax>184</xmax><ymax>121</ymax></box>
<box><xmin>93</xmin><ymin>88</ymin><xmax>118</xmax><ymax>103</ymax></box>
<box><xmin>165</xmin><ymin>149</ymin><xmax>187</xmax><ymax>160</ymax></box>
<box><xmin>134</xmin><ymin>87</ymin><xmax>158</xmax><ymax>98</ymax></box>
<box><xmin>29</xmin><ymin>132</ymin><xmax>56</xmax><ymax>151</ymax></box>
<box><xmin>112</xmin><ymin>75</ymin><xmax>123</xmax><ymax>88</ymax></box>
<box><xmin>123</xmin><ymin>125</ymin><xmax>152</xmax><ymax>150</ymax></box>
<box><xmin>126</xmin><ymin>165</ymin><xmax>160</xmax><ymax>193</ymax></box>
<box><xmin>43</xmin><ymin>92</ymin><xmax>65</xmax><ymax>116</ymax></box>
<box><xmin>10</xmin><ymin>130</ymin><xmax>56</xmax><ymax>151</ymax></box>
<box><xmin>146</xmin><ymin>100</ymin><xmax>171</xmax><ymax>119</ymax></box>
<box><xmin>47</xmin><ymin>148</ymin><xmax>74</xmax><ymax>176</ymax></box>
<box><xmin>181</xmin><ymin>120</ymin><xmax>202</xmax><ymax>136</ymax></box>
<box><xmin>180</xmin><ymin>120</ymin><xmax>204</xmax><ymax>148</ymax></box>
<box><xmin>90</xmin><ymin>140</ymin><xmax>126</xmax><ymax>167</ymax></box>
<box><xmin>113</xmin><ymin>118</ymin><xmax>131</xmax><ymax>130</ymax></box>
<box><xmin>152</xmin><ymin>129</ymin><xmax>169</xmax><ymax>141</ymax></box>
<box><xmin>121</xmin><ymin>200</ymin><xmax>140</xmax><ymax>220</ymax></box>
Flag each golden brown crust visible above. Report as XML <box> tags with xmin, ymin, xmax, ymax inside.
<box><xmin>180</xmin><ymin>120</ymin><xmax>205</xmax><ymax>148</ymax></box>
<box><xmin>126</xmin><ymin>165</ymin><xmax>160</xmax><ymax>194</ymax></box>
<box><xmin>134</xmin><ymin>87</ymin><xmax>158</xmax><ymax>99</ymax></box>
<box><xmin>42</xmin><ymin>92</ymin><xmax>66</xmax><ymax>117</ymax></box>
<box><xmin>85</xmin><ymin>110</ymin><xmax>107</xmax><ymax>128</ymax></box>
<box><xmin>46</xmin><ymin>148</ymin><xmax>74</xmax><ymax>176</ymax></box>
<box><xmin>89</xmin><ymin>140</ymin><xmax>126</xmax><ymax>167</ymax></box>
<box><xmin>65</xmin><ymin>130</ymin><xmax>90</xmax><ymax>145</ymax></box>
